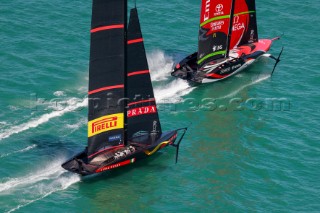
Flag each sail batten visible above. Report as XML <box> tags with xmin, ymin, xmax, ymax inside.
<box><xmin>127</xmin><ymin>70</ymin><xmax>150</xmax><ymax>77</ymax></box>
<box><xmin>91</xmin><ymin>24</ymin><xmax>124</xmax><ymax>33</ymax></box>
<box><xmin>127</xmin><ymin>38</ymin><xmax>144</xmax><ymax>44</ymax></box>
<box><xmin>88</xmin><ymin>84</ymin><xmax>124</xmax><ymax>95</ymax></box>
<box><xmin>200</xmin><ymin>15</ymin><xmax>230</xmax><ymax>27</ymax></box>
<box><xmin>128</xmin><ymin>98</ymin><xmax>155</xmax><ymax>106</ymax></box>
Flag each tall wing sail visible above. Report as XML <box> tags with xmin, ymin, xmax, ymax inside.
<box><xmin>197</xmin><ymin>0</ymin><xmax>233</xmax><ymax>65</ymax></box>
<box><xmin>127</xmin><ymin>8</ymin><xmax>162</xmax><ymax>141</ymax></box>
<box><xmin>87</xmin><ymin>0</ymin><xmax>126</xmax><ymax>156</ymax></box>
<box><xmin>229</xmin><ymin>0</ymin><xmax>258</xmax><ymax>49</ymax></box>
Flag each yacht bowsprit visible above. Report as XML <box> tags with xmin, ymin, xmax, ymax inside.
<box><xmin>171</xmin><ymin>0</ymin><xmax>283</xmax><ymax>84</ymax></box>
<box><xmin>62</xmin><ymin>1</ymin><xmax>187</xmax><ymax>176</ymax></box>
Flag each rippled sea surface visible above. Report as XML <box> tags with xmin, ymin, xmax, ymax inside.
<box><xmin>1</xmin><ymin>0</ymin><xmax>319</xmax><ymax>212</ymax></box>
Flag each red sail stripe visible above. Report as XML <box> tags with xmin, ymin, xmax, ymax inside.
<box><xmin>127</xmin><ymin>38</ymin><xmax>143</xmax><ymax>44</ymax></box>
<box><xmin>88</xmin><ymin>84</ymin><xmax>124</xmax><ymax>95</ymax></box>
<box><xmin>90</xmin><ymin>24</ymin><xmax>124</xmax><ymax>33</ymax></box>
<box><xmin>128</xmin><ymin>98</ymin><xmax>155</xmax><ymax>106</ymax></box>
<box><xmin>127</xmin><ymin>70</ymin><xmax>149</xmax><ymax>77</ymax></box>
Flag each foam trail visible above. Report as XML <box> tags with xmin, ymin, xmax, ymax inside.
<box><xmin>147</xmin><ymin>50</ymin><xmax>174</xmax><ymax>82</ymax></box>
<box><xmin>154</xmin><ymin>79</ymin><xmax>195</xmax><ymax>103</ymax></box>
<box><xmin>53</xmin><ymin>91</ymin><xmax>66</xmax><ymax>97</ymax></box>
<box><xmin>61</xmin><ymin>118</ymin><xmax>87</xmax><ymax>137</ymax></box>
<box><xmin>6</xmin><ymin>174</ymin><xmax>80</xmax><ymax>213</ymax></box>
<box><xmin>8</xmin><ymin>106</ymin><xmax>19</xmax><ymax>111</ymax></box>
<box><xmin>65</xmin><ymin>118</ymin><xmax>86</xmax><ymax>130</ymax></box>
<box><xmin>216</xmin><ymin>74</ymin><xmax>270</xmax><ymax>99</ymax></box>
<box><xmin>6</xmin><ymin>191</ymin><xmax>54</xmax><ymax>213</ymax></box>
<box><xmin>0</xmin><ymin>144</ymin><xmax>37</xmax><ymax>159</ymax></box>
<box><xmin>0</xmin><ymin>98</ymin><xmax>87</xmax><ymax>141</ymax></box>
<box><xmin>146</xmin><ymin>50</ymin><xmax>195</xmax><ymax>102</ymax></box>
<box><xmin>2</xmin><ymin>158</ymin><xmax>80</xmax><ymax>212</ymax></box>
<box><xmin>0</xmin><ymin>159</ymin><xmax>66</xmax><ymax>193</ymax></box>
<box><xmin>0</xmin><ymin>122</ymin><xmax>8</xmax><ymax>132</ymax></box>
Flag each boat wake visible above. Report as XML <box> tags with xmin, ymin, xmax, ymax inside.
<box><xmin>65</xmin><ymin>118</ymin><xmax>86</xmax><ymax>130</ymax></box>
<box><xmin>216</xmin><ymin>74</ymin><xmax>271</xmax><ymax>99</ymax></box>
<box><xmin>148</xmin><ymin>50</ymin><xmax>174</xmax><ymax>82</ymax></box>
<box><xmin>0</xmin><ymin>144</ymin><xmax>37</xmax><ymax>159</ymax></box>
<box><xmin>0</xmin><ymin>98</ymin><xmax>87</xmax><ymax>141</ymax></box>
<box><xmin>154</xmin><ymin>79</ymin><xmax>195</xmax><ymax>103</ymax></box>
<box><xmin>1</xmin><ymin>158</ymin><xmax>80</xmax><ymax>213</ymax></box>
<box><xmin>0</xmin><ymin>159</ymin><xmax>66</xmax><ymax>193</ymax></box>
<box><xmin>53</xmin><ymin>91</ymin><xmax>66</xmax><ymax>97</ymax></box>
<box><xmin>0</xmin><ymin>121</ymin><xmax>8</xmax><ymax>127</ymax></box>
<box><xmin>147</xmin><ymin>50</ymin><xmax>195</xmax><ymax>103</ymax></box>
<box><xmin>60</xmin><ymin>118</ymin><xmax>87</xmax><ymax>137</ymax></box>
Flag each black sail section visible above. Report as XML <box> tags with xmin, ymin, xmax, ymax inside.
<box><xmin>197</xmin><ymin>0</ymin><xmax>233</xmax><ymax>65</ymax></box>
<box><xmin>238</xmin><ymin>0</ymin><xmax>259</xmax><ymax>46</ymax></box>
<box><xmin>127</xmin><ymin>8</ymin><xmax>162</xmax><ymax>142</ymax></box>
<box><xmin>87</xmin><ymin>0</ymin><xmax>126</xmax><ymax>156</ymax></box>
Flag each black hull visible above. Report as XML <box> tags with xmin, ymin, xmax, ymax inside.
<box><xmin>172</xmin><ymin>39</ymin><xmax>278</xmax><ymax>84</ymax></box>
<box><xmin>171</xmin><ymin>57</ymin><xmax>245</xmax><ymax>83</ymax></box>
<box><xmin>62</xmin><ymin>130</ymin><xmax>183</xmax><ymax>176</ymax></box>
<box><xmin>171</xmin><ymin>51</ymin><xmax>266</xmax><ymax>84</ymax></box>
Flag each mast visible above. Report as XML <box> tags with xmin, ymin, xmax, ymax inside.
<box><xmin>226</xmin><ymin>0</ymin><xmax>236</xmax><ymax>58</ymax></box>
<box><xmin>124</xmin><ymin>0</ymin><xmax>128</xmax><ymax>146</ymax></box>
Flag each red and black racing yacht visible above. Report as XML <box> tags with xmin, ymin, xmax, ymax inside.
<box><xmin>171</xmin><ymin>0</ymin><xmax>282</xmax><ymax>84</ymax></box>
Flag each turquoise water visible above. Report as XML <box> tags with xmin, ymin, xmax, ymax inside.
<box><xmin>1</xmin><ymin>0</ymin><xmax>319</xmax><ymax>212</ymax></box>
